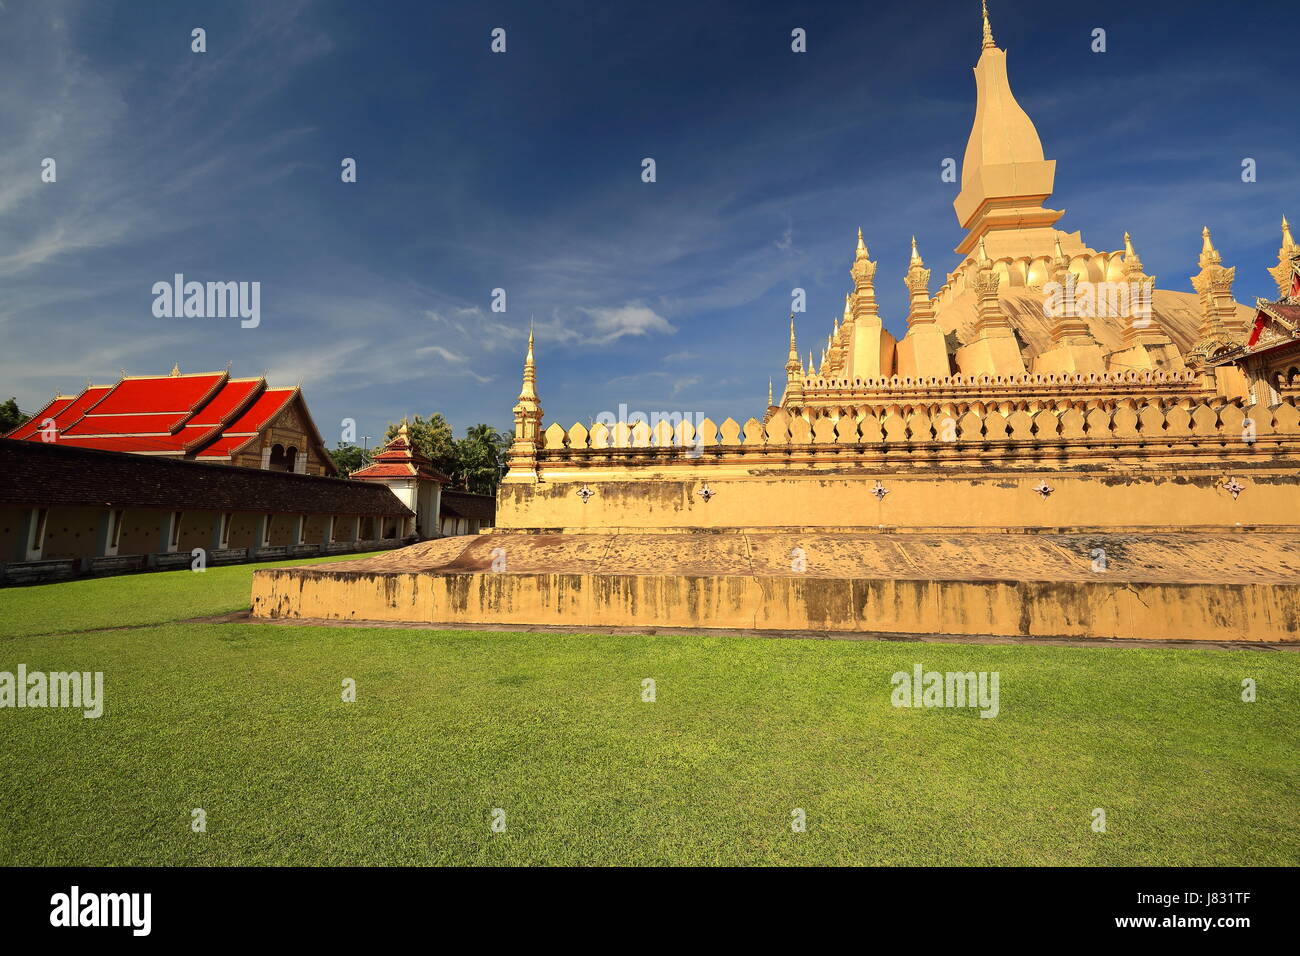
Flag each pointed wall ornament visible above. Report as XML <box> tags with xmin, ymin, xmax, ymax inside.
<box><xmin>1221</xmin><ymin>477</ymin><xmax>1244</xmax><ymax>500</ymax></box>
<box><xmin>1033</xmin><ymin>480</ymin><xmax>1054</xmax><ymax>497</ymax></box>
<box><xmin>576</xmin><ymin>484</ymin><xmax>595</xmax><ymax>503</ymax></box>
<box><xmin>871</xmin><ymin>480</ymin><xmax>889</xmax><ymax>500</ymax></box>
<box><xmin>697</xmin><ymin>483</ymin><xmax>714</xmax><ymax>502</ymax></box>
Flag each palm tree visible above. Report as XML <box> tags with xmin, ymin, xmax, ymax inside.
<box><xmin>456</xmin><ymin>424</ymin><xmax>510</xmax><ymax>495</ymax></box>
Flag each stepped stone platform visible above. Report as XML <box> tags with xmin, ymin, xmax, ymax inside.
<box><xmin>250</xmin><ymin>531</ymin><xmax>1300</xmax><ymax>642</ymax></box>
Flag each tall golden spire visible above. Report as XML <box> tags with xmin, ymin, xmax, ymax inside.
<box><xmin>783</xmin><ymin>315</ymin><xmax>804</xmax><ymax>405</ymax></box>
<box><xmin>517</xmin><ymin>324</ymin><xmax>538</xmax><ymax>402</ymax></box>
<box><xmin>1270</xmin><ymin>215</ymin><xmax>1300</xmax><ymax>297</ymax></box>
<box><xmin>506</xmin><ymin>325</ymin><xmax>544</xmax><ymax>481</ymax></box>
<box><xmin>767</xmin><ymin>379</ymin><xmax>773</xmax><ymax>406</ymax></box>
<box><xmin>953</xmin><ymin>0</ymin><xmax>1061</xmax><ymax>255</ymax></box>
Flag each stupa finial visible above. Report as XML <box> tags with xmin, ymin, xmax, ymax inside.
<box><xmin>981</xmin><ymin>0</ymin><xmax>995</xmax><ymax>50</ymax></box>
<box><xmin>1199</xmin><ymin>226</ymin><xmax>1221</xmax><ymax>268</ymax></box>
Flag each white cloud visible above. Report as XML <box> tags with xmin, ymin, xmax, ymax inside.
<box><xmin>582</xmin><ymin>305</ymin><xmax>675</xmax><ymax>344</ymax></box>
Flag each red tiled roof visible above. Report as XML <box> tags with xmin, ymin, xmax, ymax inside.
<box><xmin>62</xmin><ymin>412</ymin><xmax>191</xmax><ymax>436</ymax></box>
<box><xmin>187</xmin><ymin>378</ymin><xmax>262</xmax><ymax>426</ymax></box>
<box><xmin>5</xmin><ymin>396</ymin><xmax>76</xmax><ymax>439</ymax></box>
<box><xmin>194</xmin><ymin>388</ymin><xmax>298</xmax><ymax>460</ymax></box>
<box><xmin>224</xmin><ymin>388</ymin><xmax>296</xmax><ymax>434</ymax></box>
<box><xmin>351</xmin><ymin>430</ymin><xmax>452</xmax><ymax>483</ymax></box>
<box><xmin>349</xmin><ymin>463</ymin><xmax>416</xmax><ymax>478</ymax></box>
<box><xmin>89</xmin><ymin>373</ymin><xmax>225</xmax><ymax>416</ymax></box>
<box><xmin>6</xmin><ymin>387</ymin><xmax>112</xmax><ymax>439</ymax></box>
<box><xmin>60</xmin><ymin>373</ymin><xmax>228</xmax><ymax>437</ymax></box>
<box><xmin>7</xmin><ymin>373</ymin><xmax>333</xmax><ymax>473</ymax></box>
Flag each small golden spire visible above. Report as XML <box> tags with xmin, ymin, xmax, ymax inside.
<box><xmin>786</xmin><ymin>315</ymin><xmax>801</xmax><ymax>373</ymax></box>
<box><xmin>1123</xmin><ymin>231</ymin><xmax>1134</xmax><ymax>257</ymax></box>
<box><xmin>170</xmin><ymin>363</ymin><xmax>181</xmax><ymax>377</ymax></box>
<box><xmin>856</xmin><ymin>227</ymin><xmax>868</xmax><ymax>258</ymax></box>
<box><xmin>977</xmin><ymin>234</ymin><xmax>991</xmax><ymax>265</ymax></box>
<box><xmin>517</xmin><ymin>325</ymin><xmax>538</xmax><ymax>403</ymax></box>
<box><xmin>981</xmin><ymin>0</ymin><xmax>996</xmax><ymax>50</ymax></box>
<box><xmin>768</xmin><ymin>379</ymin><xmax>773</xmax><ymax>405</ymax></box>
<box><xmin>1054</xmin><ymin>235</ymin><xmax>1065</xmax><ymax>260</ymax></box>
<box><xmin>1283</xmin><ymin>215</ymin><xmax>1296</xmax><ymax>250</ymax></box>
<box><xmin>1199</xmin><ymin>225</ymin><xmax>1221</xmax><ymax>267</ymax></box>
<box><xmin>910</xmin><ymin>236</ymin><xmax>923</xmax><ymax>265</ymax></box>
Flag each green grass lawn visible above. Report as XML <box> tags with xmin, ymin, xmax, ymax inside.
<box><xmin>0</xmin><ymin>552</ymin><xmax>385</xmax><ymax>638</ymax></box>
<box><xmin>1</xmin><ymin>562</ymin><xmax>1297</xmax><ymax>866</ymax></box>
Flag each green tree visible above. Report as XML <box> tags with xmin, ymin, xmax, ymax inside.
<box><xmin>383</xmin><ymin>414</ymin><xmax>458</xmax><ymax>477</ymax></box>
<box><xmin>330</xmin><ymin>442</ymin><xmax>371</xmax><ymax>477</ymax></box>
<box><xmin>0</xmin><ymin>397</ymin><xmax>29</xmax><ymax>434</ymax></box>
<box><xmin>381</xmin><ymin>415</ymin><xmax>511</xmax><ymax>494</ymax></box>
<box><xmin>455</xmin><ymin>424</ymin><xmax>511</xmax><ymax>494</ymax></box>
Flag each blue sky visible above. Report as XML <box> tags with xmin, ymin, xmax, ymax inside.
<box><xmin>1</xmin><ymin>0</ymin><xmax>1296</xmax><ymax>444</ymax></box>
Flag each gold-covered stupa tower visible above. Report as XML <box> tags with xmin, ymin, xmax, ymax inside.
<box><xmin>776</xmin><ymin>0</ymin><xmax>1263</xmax><ymax>415</ymax></box>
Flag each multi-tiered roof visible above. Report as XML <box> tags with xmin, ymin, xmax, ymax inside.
<box><xmin>5</xmin><ymin>367</ymin><xmax>334</xmax><ymax>473</ymax></box>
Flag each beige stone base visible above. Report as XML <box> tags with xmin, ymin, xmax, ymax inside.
<box><xmin>250</xmin><ymin>532</ymin><xmax>1300</xmax><ymax>643</ymax></box>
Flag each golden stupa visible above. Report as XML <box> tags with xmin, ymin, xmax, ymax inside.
<box><xmin>253</xmin><ymin>3</ymin><xmax>1300</xmax><ymax>644</ymax></box>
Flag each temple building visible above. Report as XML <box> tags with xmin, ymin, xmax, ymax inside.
<box><xmin>1206</xmin><ymin>243</ymin><xmax>1300</xmax><ymax>408</ymax></box>
<box><xmin>5</xmin><ymin>366</ymin><xmax>336</xmax><ymax>476</ymax></box>
<box><xmin>351</xmin><ymin>423</ymin><xmax>450</xmax><ymax>539</ymax></box>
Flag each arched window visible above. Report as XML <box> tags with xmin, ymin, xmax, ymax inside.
<box><xmin>268</xmin><ymin>443</ymin><xmax>290</xmax><ymax>472</ymax></box>
<box><xmin>286</xmin><ymin>446</ymin><xmax>299</xmax><ymax>472</ymax></box>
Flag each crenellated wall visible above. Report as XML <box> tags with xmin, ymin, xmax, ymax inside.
<box><xmin>497</xmin><ymin>396</ymin><xmax>1300</xmax><ymax>533</ymax></box>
